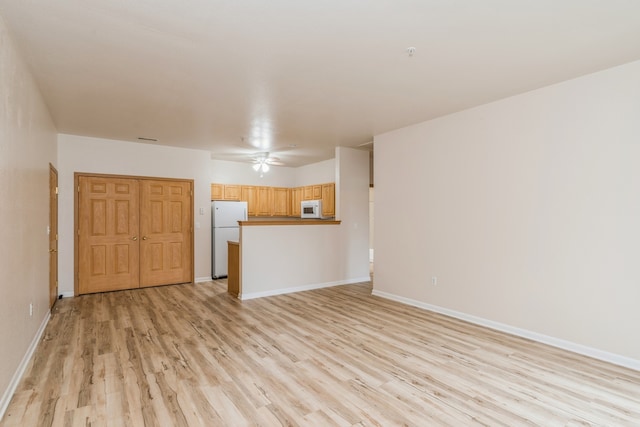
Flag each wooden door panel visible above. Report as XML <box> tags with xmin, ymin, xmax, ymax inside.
<box><xmin>170</xmin><ymin>242</ymin><xmax>183</xmax><ymax>265</ymax></box>
<box><xmin>140</xmin><ymin>180</ymin><xmax>192</xmax><ymax>287</ymax></box>
<box><xmin>78</xmin><ymin>176</ymin><xmax>140</xmax><ymax>294</ymax></box>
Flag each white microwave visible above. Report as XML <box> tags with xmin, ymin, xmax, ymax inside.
<box><xmin>301</xmin><ymin>200</ymin><xmax>323</xmax><ymax>218</ymax></box>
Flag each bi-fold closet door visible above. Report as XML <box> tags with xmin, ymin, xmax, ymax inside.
<box><xmin>77</xmin><ymin>175</ymin><xmax>193</xmax><ymax>295</ymax></box>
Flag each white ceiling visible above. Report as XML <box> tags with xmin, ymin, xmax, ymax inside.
<box><xmin>1</xmin><ymin>1</ymin><xmax>639</xmax><ymax>167</ymax></box>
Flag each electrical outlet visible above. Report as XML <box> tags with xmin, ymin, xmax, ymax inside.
<box><xmin>29</xmin><ymin>303</ymin><xmax>33</xmax><ymax>317</ymax></box>
<box><xmin>432</xmin><ymin>276</ymin><xmax>437</xmax><ymax>286</ymax></box>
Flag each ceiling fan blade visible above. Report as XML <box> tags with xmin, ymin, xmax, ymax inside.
<box><xmin>247</xmin><ymin>151</ymin><xmax>286</xmax><ymax>167</ymax></box>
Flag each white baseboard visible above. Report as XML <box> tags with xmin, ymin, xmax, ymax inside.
<box><xmin>371</xmin><ymin>289</ymin><xmax>640</xmax><ymax>372</ymax></box>
<box><xmin>240</xmin><ymin>276</ymin><xmax>371</xmax><ymax>301</ymax></box>
<box><xmin>195</xmin><ymin>276</ymin><xmax>213</xmax><ymax>283</ymax></box>
<box><xmin>0</xmin><ymin>310</ymin><xmax>51</xmax><ymax>421</ymax></box>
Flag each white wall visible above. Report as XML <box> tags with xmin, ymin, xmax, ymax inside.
<box><xmin>294</xmin><ymin>159</ymin><xmax>336</xmax><ymax>187</ymax></box>
<box><xmin>374</xmin><ymin>60</ymin><xmax>640</xmax><ymax>365</ymax></box>
<box><xmin>240</xmin><ymin>224</ymin><xmax>347</xmax><ymax>298</ymax></box>
<box><xmin>0</xmin><ymin>15</ymin><xmax>57</xmax><ymax>415</ymax></box>
<box><xmin>336</xmin><ymin>147</ymin><xmax>370</xmax><ymax>279</ymax></box>
<box><xmin>211</xmin><ymin>159</ymin><xmax>296</xmax><ymax>187</ymax></box>
<box><xmin>211</xmin><ymin>158</ymin><xmax>336</xmax><ymax>189</ymax></box>
<box><xmin>58</xmin><ymin>134</ymin><xmax>214</xmax><ymax>291</ymax></box>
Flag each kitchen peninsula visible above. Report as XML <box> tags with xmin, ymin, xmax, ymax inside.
<box><xmin>242</xmin><ymin>218</ymin><xmax>341</xmax><ymax>225</ymax></box>
<box><xmin>228</xmin><ymin>218</ymin><xmax>350</xmax><ymax>300</ymax></box>
<box><xmin>213</xmin><ymin>170</ymin><xmax>370</xmax><ymax>299</ymax></box>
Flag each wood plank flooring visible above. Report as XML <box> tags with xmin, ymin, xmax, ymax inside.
<box><xmin>2</xmin><ymin>281</ymin><xmax>640</xmax><ymax>426</ymax></box>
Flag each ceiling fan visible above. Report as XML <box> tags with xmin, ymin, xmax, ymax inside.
<box><xmin>251</xmin><ymin>152</ymin><xmax>284</xmax><ymax>174</ymax></box>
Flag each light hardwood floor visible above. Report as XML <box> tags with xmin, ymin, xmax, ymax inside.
<box><xmin>2</xmin><ymin>281</ymin><xmax>640</xmax><ymax>426</ymax></box>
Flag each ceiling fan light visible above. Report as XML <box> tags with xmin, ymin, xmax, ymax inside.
<box><xmin>262</xmin><ymin>163</ymin><xmax>270</xmax><ymax>172</ymax></box>
<box><xmin>252</xmin><ymin>163</ymin><xmax>260</xmax><ymax>171</ymax></box>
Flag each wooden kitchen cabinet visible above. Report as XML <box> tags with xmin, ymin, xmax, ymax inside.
<box><xmin>223</xmin><ymin>185</ymin><xmax>241</xmax><ymax>200</ymax></box>
<box><xmin>256</xmin><ymin>186</ymin><xmax>272</xmax><ymax>216</ymax></box>
<box><xmin>212</xmin><ymin>181</ymin><xmax>335</xmax><ymax>217</ymax></box>
<box><xmin>321</xmin><ymin>183</ymin><xmax>335</xmax><ymax>217</ymax></box>
<box><xmin>241</xmin><ymin>186</ymin><xmax>257</xmax><ymax>216</ymax></box>
<box><xmin>290</xmin><ymin>187</ymin><xmax>302</xmax><ymax>217</ymax></box>
<box><xmin>211</xmin><ymin>183</ymin><xmax>223</xmax><ymax>200</ymax></box>
<box><xmin>227</xmin><ymin>241</ymin><xmax>240</xmax><ymax>297</ymax></box>
<box><xmin>312</xmin><ymin>185</ymin><xmax>322</xmax><ymax>200</ymax></box>
<box><xmin>302</xmin><ymin>186</ymin><xmax>313</xmax><ymax>200</ymax></box>
<box><xmin>272</xmin><ymin>187</ymin><xmax>290</xmax><ymax>216</ymax></box>
<box><xmin>302</xmin><ymin>185</ymin><xmax>322</xmax><ymax>201</ymax></box>
<box><xmin>211</xmin><ymin>183</ymin><xmax>241</xmax><ymax>201</ymax></box>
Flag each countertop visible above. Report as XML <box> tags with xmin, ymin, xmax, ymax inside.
<box><xmin>240</xmin><ymin>217</ymin><xmax>340</xmax><ymax>226</ymax></box>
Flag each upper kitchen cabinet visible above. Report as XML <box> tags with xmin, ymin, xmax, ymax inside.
<box><xmin>290</xmin><ymin>187</ymin><xmax>302</xmax><ymax>217</ymax></box>
<box><xmin>212</xmin><ymin>182</ymin><xmax>335</xmax><ymax>217</ymax></box>
<box><xmin>272</xmin><ymin>187</ymin><xmax>290</xmax><ymax>216</ymax></box>
<box><xmin>302</xmin><ymin>186</ymin><xmax>313</xmax><ymax>200</ymax></box>
<box><xmin>223</xmin><ymin>185</ymin><xmax>241</xmax><ymax>200</ymax></box>
<box><xmin>313</xmin><ymin>185</ymin><xmax>322</xmax><ymax>200</ymax></box>
<box><xmin>211</xmin><ymin>183</ymin><xmax>223</xmax><ymax>200</ymax></box>
<box><xmin>241</xmin><ymin>186</ymin><xmax>257</xmax><ymax>216</ymax></box>
<box><xmin>256</xmin><ymin>186</ymin><xmax>272</xmax><ymax>216</ymax></box>
<box><xmin>211</xmin><ymin>183</ymin><xmax>241</xmax><ymax>201</ymax></box>
<box><xmin>321</xmin><ymin>183</ymin><xmax>335</xmax><ymax>217</ymax></box>
<box><xmin>302</xmin><ymin>184</ymin><xmax>322</xmax><ymax>201</ymax></box>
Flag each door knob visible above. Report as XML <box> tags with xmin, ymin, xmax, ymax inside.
<box><xmin>142</xmin><ymin>236</ymin><xmax>148</xmax><ymax>240</ymax></box>
<box><xmin>132</xmin><ymin>236</ymin><xmax>138</xmax><ymax>241</ymax></box>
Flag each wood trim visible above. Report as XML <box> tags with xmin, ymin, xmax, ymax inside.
<box><xmin>75</xmin><ymin>171</ymin><xmax>192</xmax><ymax>182</ymax></box>
<box><xmin>73</xmin><ymin>174</ymin><xmax>79</xmax><ymax>297</ymax></box>
<box><xmin>49</xmin><ymin>164</ymin><xmax>58</xmax><ymax>309</ymax></box>
<box><xmin>239</xmin><ymin>220</ymin><xmax>341</xmax><ymax>226</ymax></box>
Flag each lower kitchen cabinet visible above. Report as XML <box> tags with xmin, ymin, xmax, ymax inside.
<box><xmin>227</xmin><ymin>241</ymin><xmax>240</xmax><ymax>297</ymax></box>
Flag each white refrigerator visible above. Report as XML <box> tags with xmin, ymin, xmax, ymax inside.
<box><xmin>212</xmin><ymin>200</ymin><xmax>247</xmax><ymax>279</ymax></box>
